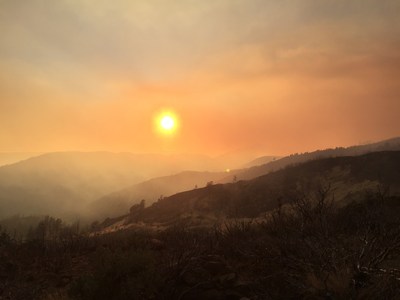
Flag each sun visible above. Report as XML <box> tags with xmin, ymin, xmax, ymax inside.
<box><xmin>160</xmin><ymin>115</ymin><xmax>175</xmax><ymax>131</ymax></box>
<box><xmin>155</xmin><ymin>111</ymin><xmax>179</xmax><ymax>135</ymax></box>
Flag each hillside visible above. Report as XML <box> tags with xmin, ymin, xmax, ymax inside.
<box><xmin>2</xmin><ymin>152</ymin><xmax>400</xmax><ymax>300</ymax></box>
<box><xmin>91</xmin><ymin>138</ymin><xmax>400</xmax><ymax>221</ymax></box>
<box><xmin>1</xmin><ymin>138</ymin><xmax>399</xmax><ymax>222</ymax></box>
<box><xmin>0</xmin><ymin>152</ymin><xmax>237</xmax><ymax>220</ymax></box>
<box><xmin>90</xmin><ymin>170</ymin><xmax>227</xmax><ymax>219</ymax></box>
<box><xmin>241</xmin><ymin>155</ymin><xmax>280</xmax><ymax>168</ymax></box>
<box><xmin>101</xmin><ymin>151</ymin><xmax>400</xmax><ymax>229</ymax></box>
<box><xmin>219</xmin><ymin>136</ymin><xmax>400</xmax><ymax>183</ymax></box>
<box><xmin>0</xmin><ymin>152</ymin><xmax>42</xmax><ymax>167</ymax></box>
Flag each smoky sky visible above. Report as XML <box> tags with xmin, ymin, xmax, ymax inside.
<box><xmin>0</xmin><ymin>0</ymin><xmax>399</xmax><ymax>155</ymax></box>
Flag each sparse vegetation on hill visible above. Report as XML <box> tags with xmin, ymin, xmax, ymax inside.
<box><xmin>92</xmin><ymin>171</ymin><xmax>227</xmax><ymax>219</ymax></box>
<box><xmin>1</xmin><ymin>186</ymin><xmax>400</xmax><ymax>299</ymax></box>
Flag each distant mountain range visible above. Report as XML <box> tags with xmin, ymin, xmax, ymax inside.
<box><xmin>1</xmin><ymin>137</ymin><xmax>400</xmax><ymax>222</ymax></box>
<box><xmin>0</xmin><ymin>152</ymin><xmax>240</xmax><ymax>220</ymax></box>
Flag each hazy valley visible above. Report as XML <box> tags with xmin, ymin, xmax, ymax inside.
<box><xmin>0</xmin><ymin>151</ymin><xmax>247</xmax><ymax>221</ymax></box>
<box><xmin>1</xmin><ymin>137</ymin><xmax>399</xmax><ymax>223</ymax></box>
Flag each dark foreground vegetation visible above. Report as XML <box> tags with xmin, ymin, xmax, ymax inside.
<box><xmin>1</xmin><ymin>187</ymin><xmax>400</xmax><ymax>299</ymax></box>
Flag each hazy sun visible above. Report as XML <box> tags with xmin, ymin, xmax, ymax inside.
<box><xmin>160</xmin><ymin>115</ymin><xmax>175</xmax><ymax>131</ymax></box>
<box><xmin>155</xmin><ymin>111</ymin><xmax>179</xmax><ymax>135</ymax></box>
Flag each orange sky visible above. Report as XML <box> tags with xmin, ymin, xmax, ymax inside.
<box><xmin>0</xmin><ymin>0</ymin><xmax>399</xmax><ymax>156</ymax></box>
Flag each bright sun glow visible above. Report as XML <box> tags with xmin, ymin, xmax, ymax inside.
<box><xmin>160</xmin><ymin>115</ymin><xmax>175</xmax><ymax>131</ymax></box>
<box><xmin>155</xmin><ymin>111</ymin><xmax>179</xmax><ymax>136</ymax></box>
<box><xmin>154</xmin><ymin>109</ymin><xmax>179</xmax><ymax>137</ymax></box>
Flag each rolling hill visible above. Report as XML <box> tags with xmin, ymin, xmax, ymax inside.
<box><xmin>219</xmin><ymin>136</ymin><xmax>400</xmax><ymax>183</ymax></box>
<box><xmin>93</xmin><ymin>137</ymin><xmax>400</xmax><ymax>221</ymax></box>
<box><xmin>90</xmin><ymin>170</ymin><xmax>227</xmax><ymax>219</ymax></box>
<box><xmin>0</xmin><ymin>152</ymin><xmax>42</xmax><ymax>167</ymax></box>
<box><xmin>100</xmin><ymin>151</ymin><xmax>400</xmax><ymax>229</ymax></box>
<box><xmin>0</xmin><ymin>152</ymin><xmax>238</xmax><ymax>220</ymax></box>
<box><xmin>1</xmin><ymin>137</ymin><xmax>399</xmax><ymax>222</ymax></box>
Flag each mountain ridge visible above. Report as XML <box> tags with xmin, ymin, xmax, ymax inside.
<box><xmin>0</xmin><ymin>152</ymin><xmax>240</xmax><ymax>220</ymax></box>
<box><xmin>218</xmin><ymin>136</ymin><xmax>400</xmax><ymax>183</ymax></box>
<box><xmin>98</xmin><ymin>151</ymin><xmax>400</xmax><ymax>231</ymax></box>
